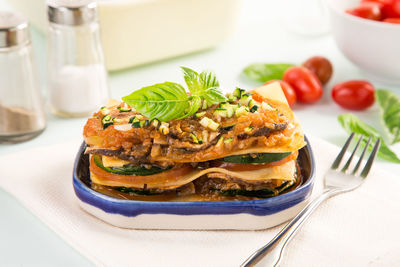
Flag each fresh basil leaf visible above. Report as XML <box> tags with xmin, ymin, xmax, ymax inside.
<box><xmin>338</xmin><ymin>113</ymin><xmax>400</xmax><ymax>164</ymax></box>
<box><xmin>181</xmin><ymin>66</ymin><xmax>226</xmax><ymax>106</ymax></box>
<box><xmin>122</xmin><ymin>82</ymin><xmax>189</xmax><ymax>122</ymax></box>
<box><xmin>203</xmin><ymin>87</ymin><xmax>227</xmax><ymax>105</ymax></box>
<box><xmin>123</xmin><ymin>67</ymin><xmax>227</xmax><ymax>122</ymax></box>
<box><xmin>242</xmin><ymin>63</ymin><xmax>295</xmax><ymax>83</ymax></box>
<box><xmin>376</xmin><ymin>89</ymin><xmax>400</xmax><ymax>144</ymax></box>
<box><xmin>338</xmin><ymin>113</ymin><xmax>380</xmax><ymax>137</ymax></box>
<box><xmin>181</xmin><ymin>66</ymin><xmax>202</xmax><ymax>95</ymax></box>
<box><xmin>181</xmin><ymin>66</ymin><xmax>221</xmax><ymax>94</ymax></box>
<box><xmin>199</xmin><ymin>70</ymin><xmax>219</xmax><ymax>89</ymax></box>
<box><xmin>177</xmin><ymin>96</ymin><xmax>202</xmax><ymax>119</ymax></box>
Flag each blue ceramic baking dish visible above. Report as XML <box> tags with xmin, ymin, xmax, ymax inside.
<box><xmin>73</xmin><ymin>136</ymin><xmax>315</xmax><ymax>230</ymax></box>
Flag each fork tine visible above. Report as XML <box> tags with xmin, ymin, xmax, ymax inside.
<box><xmin>352</xmin><ymin>137</ymin><xmax>372</xmax><ymax>175</ymax></box>
<box><xmin>331</xmin><ymin>133</ymin><xmax>355</xmax><ymax>170</ymax></box>
<box><xmin>341</xmin><ymin>134</ymin><xmax>363</xmax><ymax>172</ymax></box>
<box><xmin>360</xmin><ymin>138</ymin><xmax>381</xmax><ymax>178</ymax></box>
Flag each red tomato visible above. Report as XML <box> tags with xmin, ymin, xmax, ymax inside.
<box><xmin>361</xmin><ymin>0</ymin><xmax>385</xmax><ymax>8</ymax></box>
<box><xmin>282</xmin><ymin>67</ymin><xmax>323</xmax><ymax>104</ymax></box>
<box><xmin>388</xmin><ymin>0</ymin><xmax>400</xmax><ymax>17</ymax></box>
<box><xmin>302</xmin><ymin>56</ymin><xmax>333</xmax><ymax>85</ymax></box>
<box><xmin>263</xmin><ymin>80</ymin><xmax>297</xmax><ymax>106</ymax></box>
<box><xmin>331</xmin><ymin>80</ymin><xmax>375</xmax><ymax>110</ymax></box>
<box><xmin>383</xmin><ymin>17</ymin><xmax>400</xmax><ymax>23</ymax></box>
<box><xmin>362</xmin><ymin>0</ymin><xmax>400</xmax><ymax>18</ymax></box>
<box><xmin>346</xmin><ymin>3</ymin><xmax>382</xmax><ymax>20</ymax></box>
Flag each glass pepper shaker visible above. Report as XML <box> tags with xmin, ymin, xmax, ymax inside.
<box><xmin>0</xmin><ymin>11</ymin><xmax>46</xmax><ymax>143</ymax></box>
<box><xmin>47</xmin><ymin>0</ymin><xmax>109</xmax><ymax>118</ymax></box>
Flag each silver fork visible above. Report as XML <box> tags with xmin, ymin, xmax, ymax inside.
<box><xmin>241</xmin><ymin>133</ymin><xmax>381</xmax><ymax>267</ymax></box>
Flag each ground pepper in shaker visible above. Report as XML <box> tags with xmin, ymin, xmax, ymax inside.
<box><xmin>0</xmin><ymin>11</ymin><xmax>46</xmax><ymax>143</ymax></box>
<box><xmin>47</xmin><ymin>0</ymin><xmax>109</xmax><ymax>118</ymax></box>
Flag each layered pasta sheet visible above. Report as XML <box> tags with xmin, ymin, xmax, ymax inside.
<box><xmin>83</xmin><ymin>83</ymin><xmax>306</xmax><ymax>200</ymax></box>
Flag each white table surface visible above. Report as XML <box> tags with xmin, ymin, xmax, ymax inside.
<box><xmin>1</xmin><ymin>0</ymin><xmax>399</xmax><ymax>266</ymax></box>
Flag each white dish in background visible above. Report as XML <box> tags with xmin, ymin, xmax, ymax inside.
<box><xmin>7</xmin><ymin>0</ymin><xmax>241</xmax><ymax>71</ymax></box>
<box><xmin>327</xmin><ymin>0</ymin><xmax>400</xmax><ymax>85</ymax></box>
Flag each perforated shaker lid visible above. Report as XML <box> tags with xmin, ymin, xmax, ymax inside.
<box><xmin>0</xmin><ymin>11</ymin><xmax>30</xmax><ymax>48</ymax></box>
<box><xmin>47</xmin><ymin>0</ymin><xmax>98</xmax><ymax>26</ymax></box>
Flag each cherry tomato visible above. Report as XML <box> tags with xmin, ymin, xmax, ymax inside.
<box><xmin>387</xmin><ymin>0</ymin><xmax>400</xmax><ymax>17</ymax></box>
<box><xmin>361</xmin><ymin>0</ymin><xmax>385</xmax><ymax>8</ymax></box>
<box><xmin>302</xmin><ymin>56</ymin><xmax>333</xmax><ymax>85</ymax></box>
<box><xmin>263</xmin><ymin>80</ymin><xmax>297</xmax><ymax>106</ymax></box>
<box><xmin>383</xmin><ymin>17</ymin><xmax>400</xmax><ymax>23</ymax></box>
<box><xmin>346</xmin><ymin>3</ymin><xmax>382</xmax><ymax>21</ymax></box>
<box><xmin>362</xmin><ymin>0</ymin><xmax>400</xmax><ymax>18</ymax></box>
<box><xmin>331</xmin><ymin>80</ymin><xmax>375</xmax><ymax>110</ymax></box>
<box><xmin>283</xmin><ymin>67</ymin><xmax>323</xmax><ymax>104</ymax></box>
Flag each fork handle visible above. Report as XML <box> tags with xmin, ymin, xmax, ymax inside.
<box><xmin>241</xmin><ymin>189</ymin><xmax>339</xmax><ymax>267</ymax></box>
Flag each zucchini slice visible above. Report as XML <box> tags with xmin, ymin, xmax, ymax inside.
<box><xmin>93</xmin><ymin>155</ymin><xmax>169</xmax><ymax>176</ymax></box>
<box><xmin>218</xmin><ymin>188</ymin><xmax>275</xmax><ymax>198</ymax></box>
<box><xmin>114</xmin><ymin>187</ymin><xmax>157</xmax><ymax>195</ymax></box>
<box><xmin>219</xmin><ymin>152</ymin><xmax>291</xmax><ymax>164</ymax></box>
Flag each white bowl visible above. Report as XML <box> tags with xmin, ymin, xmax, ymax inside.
<box><xmin>326</xmin><ymin>0</ymin><xmax>400</xmax><ymax>84</ymax></box>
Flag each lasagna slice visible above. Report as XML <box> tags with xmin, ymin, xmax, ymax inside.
<box><xmin>83</xmin><ymin>82</ymin><xmax>306</xmax><ymax>201</ymax></box>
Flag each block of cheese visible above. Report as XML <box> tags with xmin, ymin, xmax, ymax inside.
<box><xmin>7</xmin><ymin>0</ymin><xmax>241</xmax><ymax>71</ymax></box>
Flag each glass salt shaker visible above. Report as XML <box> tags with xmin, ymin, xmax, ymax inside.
<box><xmin>0</xmin><ymin>12</ymin><xmax>46</xmax><ymax>143</ymax></box>
<box><xmin>47</xmin><ymin>0</ymin><xmax>109</xmax><ymax>118</ymax></box>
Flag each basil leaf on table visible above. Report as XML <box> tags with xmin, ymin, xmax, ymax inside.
<box><xmin>338</xmin><ymin>113</ymin><xmax>400</xmax><ymax>164</ymax></box>
<box><xmin>376</xmin><ymin>89</ymin><xmax>400</xmax><ymax>144</ymax></box>
<box><xmin>122</xmin><ymin>82</ymin><xmax>190</xmax><ymax>122</ymax></box>
<box><xmin>242</xmin><ymin>63</ymin><xmax>295</xmax><ymax>83</ymax></box>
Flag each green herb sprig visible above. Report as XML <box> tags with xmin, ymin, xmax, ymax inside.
<box><xmin>338</xmin><ymin>89</ymin><xmax>400</xmax><ymax>164</ymax></box>
<box><xmin>122</xmin><ymin>67</ymin><xmax>227</xmax><ymax>122</ymax></box>
<box><xmin>242</xmin><ymin>63</ymin><xmax>295</xmax><ymax>83</ymax></box>
<box><xmin>376</xmin><ymin>89</ymin><xmax>400</xmax><ymax>144</ymax></box>
<box><xmin>338</xmin><ymin>113</ymin><xmax>400</xmax><ymax>164</ymax></box>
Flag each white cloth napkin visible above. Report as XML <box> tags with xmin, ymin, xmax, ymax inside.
<box><xmin>1</xmin><ymin>136</ymin><xmax>400</xmax><ymax>267</ymax></box>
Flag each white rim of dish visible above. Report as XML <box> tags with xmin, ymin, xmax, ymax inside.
<box><xmin>325</xmin><ymin>0</ymin><xmax>400</xmax><ymax>29</ymax></box>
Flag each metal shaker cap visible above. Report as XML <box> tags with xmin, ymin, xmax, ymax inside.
<box><xmin>0</xmin><ymin>12</ymin><xmax>30</xmax><ymax>48</ymax></box>
<box><xmin>47</xmin><ymin>0</ymin><xmax>98</xmax><ymax>26</ymax></box>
